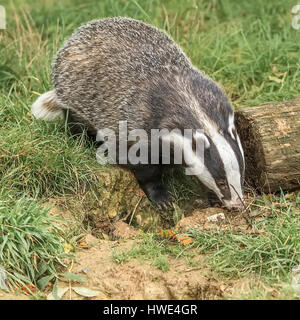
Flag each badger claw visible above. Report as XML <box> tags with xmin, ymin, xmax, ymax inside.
<box><xmin>149</xmin><ymin>189</ymin><xmax>173</xmax><ymax>211</ymax></box>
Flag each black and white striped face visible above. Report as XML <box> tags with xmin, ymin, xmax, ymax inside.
<box><xmin>192</xmin><ymin>113</ymin><xmax>245</xmax><ymax>210</ymax></box>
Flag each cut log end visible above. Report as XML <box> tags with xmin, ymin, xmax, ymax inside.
<box><xmin>235</xmin><ymin>111</ymin><xmax>266</xmax><ymax>190</ymax></box>
<box><xmin>235</xmin><ymin>98</ymin><xmax>300</xmax><ymax>193</ymax></box>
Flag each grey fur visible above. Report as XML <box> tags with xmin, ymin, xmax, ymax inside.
<box><xmin>52</xmin><ymin>17</ymin><xmax>232</xmax><ymax>135</ymax></box>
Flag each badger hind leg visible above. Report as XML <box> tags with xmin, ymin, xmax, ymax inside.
<box><xmin>65</xmin><ymin>110</ymin><xmax>98</xmax><ymax>144</ymax></box>
<box><xmin>31</xmin><ymin>91</ymin><xmax>97</xmax><ymax>145</ymax></box>
<box><xmin>129</xmin><ymin>164</ymin><xmax>173</xmax><ymax>210</ymax></box>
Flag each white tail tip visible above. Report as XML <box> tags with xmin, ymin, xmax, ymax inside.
<box><xmin>31</xmin><ymin>90</ymin><xmax>64</xmax><ymax>121</ymax></box>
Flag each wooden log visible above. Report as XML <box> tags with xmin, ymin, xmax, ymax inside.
<box><xmin>235</xmin><ymin>97</ymin><xmax>300</xmax><ymax>193</ymax></box>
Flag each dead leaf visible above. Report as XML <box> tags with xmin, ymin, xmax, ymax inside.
<box><xmin>158</xmin><ymin>229</ymin><xmax>175</xmax><ymax>239</ymax></box>
<box><xmin>72</xmin><ymin>287</ymin><xmax>102</xmax><ymax>298</ymax></box>
<box><xmin>102</xmin><ymin>233</ymin><xmax>110</xmax><ymax>240</ymax></box>
<box><xmin>64</xmin><ymin>243</ymin><xmax>73</xmax><ymax>253</ymax></box>
<box><xmin>21</xmin><ymin>284</ymin><xmax>36</xmax><ymax>295</ymax></box>
<box><xmin>47</xmin><ymin>287</ymin><xmax>69</xmax><ymax>300</ymax></box>
<box><xmin>285</xmin><ymin>193</ymin><xmax>295</xmax><ymax>200</ymax></box>
<box><xmin>173</xmin><ymin>233</ymin><xmax>194</xmax><ymax>246</ymax></box>
<box><xmin>271</xmin><ymin>65</ymin><xmax>286</xmax><ymax>77</ymax></box>
<box><xmin>62</xmin><ymin>272</ymin><xmax>87</xmax><ymax>282</ymax></box>
<box><xmin>268</xmin><ymin>75</ymin><xmax>283</xmax><ymax>84</ymax></box>
<box><xmin>78</xmin><ymin>241</ymin><xmax>89</xmax><ymax>249</ymax></box>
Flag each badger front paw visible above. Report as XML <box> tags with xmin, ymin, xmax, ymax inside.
<box><xmin>147</xmin><ymin>187</ymin><xmax>173</xmax><ymax>210</ymax></box>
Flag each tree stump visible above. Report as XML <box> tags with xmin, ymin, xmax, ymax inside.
<box><xmin>235</xmin><ymin>97</ymin><xmax>300</xmax><ymax>193</ymax></box>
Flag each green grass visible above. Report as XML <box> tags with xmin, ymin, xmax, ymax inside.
<box><xmin>192</xmin><ymin>192</ymin><xmax>300</xmax><ymax>280</ymax></box>
<box><xmin>0</xmin><ymin>193</ymin><xmax>69</xmax><ymax>295</ymax></box>
<box><xmin>112</xmin><ymin>233</ymin><xmax>197</xmax><ymax>272</ymax></box>
<box><xmin>0</xmin><ymin>0</ymin><xmax>299</xmax><ymax>298</ymax></box>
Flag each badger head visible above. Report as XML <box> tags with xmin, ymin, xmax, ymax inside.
<box><xmin>189</xmin><ymin>112</ymin><xmax>245</xmax><ymax>210</ymax></box>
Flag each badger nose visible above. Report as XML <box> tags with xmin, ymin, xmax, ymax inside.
<box><xmin>223</xmin><ymin>199</ymin><xmax>244</xmax><ymax>211</ymax></box>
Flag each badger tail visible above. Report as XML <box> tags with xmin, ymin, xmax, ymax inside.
<box><xmin>31</xmin><ymin>90</ymin><xmax>64</xmax><ymax>121</ymax></box>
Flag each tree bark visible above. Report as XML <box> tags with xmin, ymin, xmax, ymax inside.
<box><xmin>235</xmin><ymin>97</ymin><xmax>300</xmax><ymax>193</ymax></box>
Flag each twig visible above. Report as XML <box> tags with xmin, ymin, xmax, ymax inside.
<box><xmin>230</xmin><ymin>184</ymin><xmax>247</xmax><ymax>211</ymax></box>
<box><xmin>129</xmin><ymin>196</ymin><xmax>143</xmax><ymax>225</ymax></box>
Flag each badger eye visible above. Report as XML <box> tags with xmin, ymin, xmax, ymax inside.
<box><xmin>219</xmin><ymin>181</ymin><xmax>227</xmax><ymax>189</ymax></box>
<box><xmin>232</xmin><ymin>128</ymin><xmax>237</xmax><ymax>136</ymax></box>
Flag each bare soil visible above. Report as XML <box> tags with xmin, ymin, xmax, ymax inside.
<box><xmin>57</xmin><ymin>237</ymin><xmax>223</xmax><ymax>300</ymax></box>
<box><xmin>1</xmin><ymin>198</ymin><xmax>269</xmax><ymax>300</ymax></box>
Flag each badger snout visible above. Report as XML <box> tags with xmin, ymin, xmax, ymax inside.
<box><xmin>222</xmin><ymin>198</ymin><xmax>244</xmax><ymax>211</ymax></box>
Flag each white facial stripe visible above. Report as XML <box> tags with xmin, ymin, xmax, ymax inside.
<box><xmin>228</xmin><ymin>113</ymin><xmax>244</xmax><ymax>163</ymax></box>
<box><xmin>228</xmin><ymin>113</ymin><xmax>236</xmax><ymax>140</ymax></box>
<box><xmin>161</xmin><ymin>131</ymin><xmax>201</xmax><ymax>167</ymax></box>
<box><xmin>186</xmin><ymin>101</ymin><xmax>244</xmax><ymax>207</ymax></box>
<box><xmin>195</xmin><ymin>168</ymin><xmax>223</xmax><ymax>199</ymax></box>
<box><xmin>215</xmin><ymin>134</ymin><xmax>242</xmax><ymax>201</ymax></box>
<box><xmin>161</xmin><ymin>132</ymin><xmax>222</xmax><ymax>197</ymax></box>
<box><xmin>194</xmin><ymin>131</ymin><xmax>210</xmax><ymax>149</ymax></box>
<box><xmin>228</xmin><ymin>113</ymin><xmax>235</xmax><ymax>127</ymax></box>
<box><xmin>229</xmin><ymin>126</ymin><xmax>235</xmax><ymax>140</ymax></box>
<box><xmin>161</xmin><ymin>127</ymin><xmax>243</xmax><ymax>208</ymax></box>
<box><xmin>165</xmin><ymin>132</ymin><xmax>226</xmax><ymax>201</ymax></box>
<box><xmin>236</xmin><ymin>134</ymin><xmax>244</xmax><ymax>162</ymax></box>
<box><xmin>206</xmin><ymin>122</ymin><xmax>243</xmax><ymax>205</ymax></box>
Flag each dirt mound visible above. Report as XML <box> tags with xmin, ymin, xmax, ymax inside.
<box><xmin>176</xmin><ymin>207</ymin><xmax>258</xmax><ymax>234</ymax></box>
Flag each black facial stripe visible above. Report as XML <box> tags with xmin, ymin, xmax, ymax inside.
<box><xmin>204</xmin><ymin>137</ymin><xmax>231</xmax><ymax>201</ymax></box>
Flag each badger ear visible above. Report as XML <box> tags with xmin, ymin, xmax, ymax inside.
<box><xmin>194</xmin><ymin>130</ymin><xmax>210</xmax><ymax>149</ymax></box>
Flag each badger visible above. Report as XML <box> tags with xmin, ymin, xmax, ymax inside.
<box><xmin>32</xmin><ymin>17</ymin><xmax>245</xmax><ymax>210</ymax></box>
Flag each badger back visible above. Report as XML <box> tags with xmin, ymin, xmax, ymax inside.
<box><xmin>52</xmin><ymin>17</ymin><xmax>193</xmax><ymax>134</ymax></box>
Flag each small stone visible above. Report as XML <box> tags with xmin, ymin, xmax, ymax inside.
<box><xmin>82</xmin><ymin>268</ymin><xmax>89</xmax><ymax>274</ymax></box>
<box><xmin>207</xmin><ymin>212</ymin><xmax>226</xmax><ymax>223</ymax></box>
